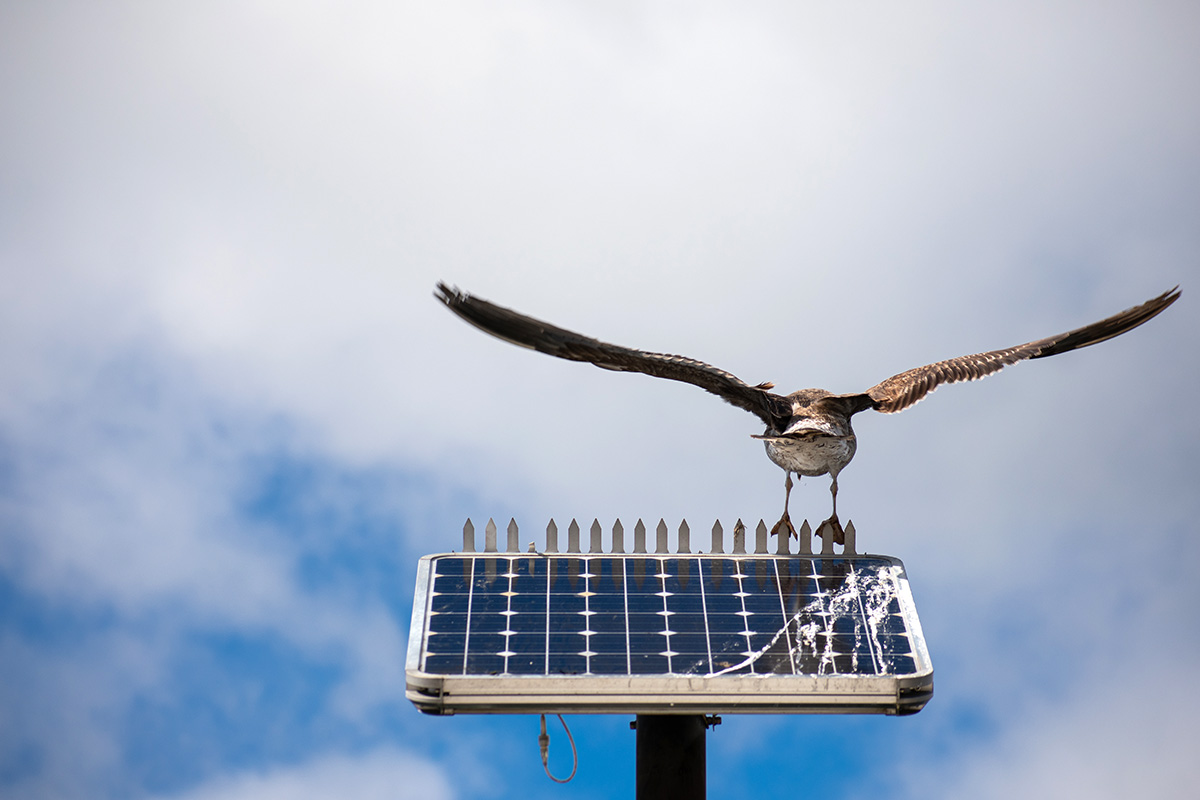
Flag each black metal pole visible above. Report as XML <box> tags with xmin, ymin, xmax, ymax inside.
<box><xmin>635</xmin><ymin>715</ymin><xmax>706</xmax><ymax>800</ymax></box>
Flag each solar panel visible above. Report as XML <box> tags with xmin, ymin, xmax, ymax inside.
<box><xmin>406</xmin><ymin>520</ymin><xmax>933</xmax><ymax>716</ymax></box>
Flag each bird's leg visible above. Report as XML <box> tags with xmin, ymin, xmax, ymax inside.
<box><xmin>817</xmin><ymin>474</ymin><xmax>845</xmax><ymax>546</ymax></box>
<box><xmin>770</xmin><ymin>472</ymin><xmax>797</xmax><ymax>539</ymax></box>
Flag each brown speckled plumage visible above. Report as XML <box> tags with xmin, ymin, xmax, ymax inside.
<box><xmin>436</xmin><ymin>282</ymin><xmax>1179</xmax><ymax>539</ymax></box>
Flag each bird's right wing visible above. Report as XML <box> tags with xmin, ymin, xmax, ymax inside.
<box><xmin>861</xmin><ymin>286</ymin><xmax>1180</xmax><ymax>414</ymax></box>
<box><xmin>435</xmin><ymin>283</ymin><xmax>792</xmax><ymax>429</ymax></box>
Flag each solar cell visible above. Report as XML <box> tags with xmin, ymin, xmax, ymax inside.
<box><xmin>407</xmin><ymin>551</ymin><xmax>933</xmax><ymax>715</ymax></box>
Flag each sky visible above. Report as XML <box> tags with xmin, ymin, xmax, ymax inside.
<box><xmin>1</xmin><ymin>1</ymin><xmax>1198</xmax><ymax>798</ymax></box>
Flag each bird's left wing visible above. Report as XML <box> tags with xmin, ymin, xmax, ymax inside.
<box><xmin>435</xmin><ymin>283</ymin><xmax>792</xmax><ymax>429</ymax></box>
<box><xmin>860</xmin><ymin>286</ymin><xmax>1180</xmax><ymax>414</ymax></box>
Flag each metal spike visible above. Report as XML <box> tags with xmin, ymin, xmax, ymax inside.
<box><xmin>546</xmin><ymin>519</ymin><xmax>559</xmax><ymax>553</ymax></box>
<box><xmin>462</xmin><ymin>519</ymin><xmax>475</xmax><ymax>553</ymax></box>
<box><xmin>633</xmin><ymin>519</ymin><xmax>647</xmax><ymax>554</ymax></box>
<box><xmin>775</xmin><ymin>520</ymin><xmax>790</xmax><ymax>555</ymax></box>
<box><xmin>484</xmin><ymin>518</ymin><xmax>497</xmax><ymax>553</ymax></box>
<box><xmin>677</xmin><ymin>520</ymin><xmax>691</xmax><ymax>554</ymax></box>
<box><xmin>507</xmin><ymin>518</ymin><xmax>519</xmax><ymax>552</ymax></box>
<box><xmin>844</xmin><ymin>520</ymin><xmax>857</xmax><ymax>555</ymax></box>
<box><xmin>819</xmin><ymin>520</ymin><xmax>835</xmax><ymax>555</ymax></box>
<box><xmin>732</xmin><ymin>519</ymin><xmax>746</xmax><ymax>554</ymax></box>
<box><xmin>755</xmin><ymin>520</ymin><xmax>768</xmax><ymax>554</ymax></box>
<box><xmin>655</xmin><ymin>519</ymin><xmax>668</xmax><ymax>554</ymax></box>
<box><xmin>612</xmin><ymin>519</ymin><xmax>625</xmax><ymax>553</ymax></box>
<box><xmin>568</xmin><ymin>519</ymin><xmax>581</xmax><ymax>553</ymax></box>
<box><xmin>710</xmin><ymin>520</ymin><xmax>724</xmax><ymax>554</ymax></box>
<box><xmin>590</xmin><ymin>519</ymin><xmax>603</xmax><ymax>553</ymax></box>
<box><xmin>798</xmin><ymin>520</ymin><xmax>812</xmax><ymax>555</ymax></box>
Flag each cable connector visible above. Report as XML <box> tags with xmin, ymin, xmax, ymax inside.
<box><xmin>538</xmin><ymin>714</ymin><xmax>551</xmax><ymax>765</ymax></box>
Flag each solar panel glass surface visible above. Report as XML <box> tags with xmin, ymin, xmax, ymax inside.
<box><xmin>412</xmin><ymin>554</ymin><xmax>928</xmax><ymax>691</ymax></box>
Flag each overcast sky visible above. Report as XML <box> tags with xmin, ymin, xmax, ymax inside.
<box><xmin>2</xmin><ymin>2</ymin><xmax>1198</xmax><ymax>798</ymax></box>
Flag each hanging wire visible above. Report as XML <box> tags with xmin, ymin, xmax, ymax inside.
<box><xmin>538</xmin><ymin>713</ymin><xmax>578</xmax><ymax>783</ymax></box>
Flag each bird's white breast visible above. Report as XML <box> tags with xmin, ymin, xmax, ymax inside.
<box><xmin>762</xmin><ymin>431</ymin><xmax>857</xmax><ymax>477</ymax></box>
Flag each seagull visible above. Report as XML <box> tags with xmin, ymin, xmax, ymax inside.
<box><xmin>435</xmin><ymin>282</ymin><xmax>1179</xmax><ymax>542</ymax></box>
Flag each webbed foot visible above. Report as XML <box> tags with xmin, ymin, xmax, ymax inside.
<box><xmin>770</xmin><ymin>512</ymin><xmax>797</xmax><ymax>540</ymax></box>
<box><xmin>815</xmin><ymin>514</ymin><xmax>845</xmax><ymax>546</ymax></box>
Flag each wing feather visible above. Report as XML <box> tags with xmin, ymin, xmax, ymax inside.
<box><xmin>435</xmin><ymin>283</ymin><xmax>792</xmax><ymax>428</ymax></box>
<box><xmin>865</xmin><ymin>287</ymin><xmax>1180</xmax><ymax>414</ymax></box>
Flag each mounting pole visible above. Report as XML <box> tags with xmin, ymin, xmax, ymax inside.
<box><xmin>635</xmin><ymin>715</ymin><xmax>707</xmax><ymax>799</ymax></box>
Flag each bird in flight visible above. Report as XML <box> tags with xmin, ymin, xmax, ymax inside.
<box><xmin>435</xmin><ymin>282</ymin><xmax>1179</xmax><ymax>542</ymax></box>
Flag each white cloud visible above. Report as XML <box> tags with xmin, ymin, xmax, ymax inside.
<box><xmin>153</xmin><ymin>749</ymin><xmax>455</xmax><ymax>800</ymax></box>
<box><xmin>902</xmin><ymin>665</ymin><xmax>1200</xmax><ymax>799</ymax></box>
<box><xmin>0</xmin><ymin>633</ymin><xmax>149</xmax><ymax>800</ymax></box>
<box><xmin>4</xmin><ymin>2</ymin><xmax>1194</xmax><ymax>511</ymax></box>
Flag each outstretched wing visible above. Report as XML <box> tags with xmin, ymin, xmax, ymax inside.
<box><xmin>861</xmin><ymin>287</ymin><xmax>1180</xmax><ymax>414</ymax></box>
<box><xmin>435</xmin><ymin>282</ymin><xmax>792</xmax><ymax>428</ymax></box>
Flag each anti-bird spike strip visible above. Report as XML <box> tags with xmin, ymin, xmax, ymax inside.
<box><xmin>458</xmin><ymin>517</ymin><xmax>858</xmax><ymax>556</ymax></box>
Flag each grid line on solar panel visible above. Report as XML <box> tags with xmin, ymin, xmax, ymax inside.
<box><xmin>420</xmin><ymin>555</ymin><xmax>917</xmax><ymax>679</ymax></box>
